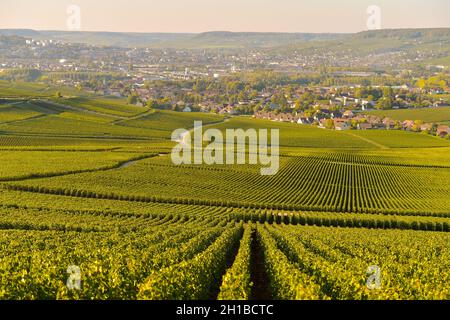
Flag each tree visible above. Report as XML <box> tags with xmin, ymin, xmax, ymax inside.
<box><xmin>383</xmin><ymin>87</ymin><xmax>393</xmax><ymax>99</ymax></box>
<box><xmin>412</xmin><ymin>120</ymin><xmax>423</xmax><ymax>132</ymax></box>
<box><xmin>416</xmin><ymin>78</ymin><xmax>426</xmax><ymax>90</ymax></box>
<box><xmin>376</xmin><ymin>87</ymin><xmax>394</xmax><ymax>110</ymax></box>
<box><xmin>324</xmin><ymin>119</ymin><xmax>334</xmax><ymax>129</ymax></box>
<box><xmin>376</xmin><ymin>98</ymin><xmax>392</xmax><ymax>110</ymax></box>
<box><xmin>127</xmin><ymin>94</ymin><xmax>138</xmax><ymax>105</ymax></box>
<box><xmin>238</xmin><ymin>91</ymin><xmax>248</xmax><ymax>102</ymax></box>
<box><xmin>304</xmin><ymin>109</ymin><xmax>313</xmax><ymax>118</ymax></box>
<box><xmin>146</xmin><ymin>99</ymin><xmax>157</xmax><ymax>109</ymax></box>
<box><xmin>249</xmin><ymin>90</ymin><xmax>258</xmax><ymax>100</ymax></box>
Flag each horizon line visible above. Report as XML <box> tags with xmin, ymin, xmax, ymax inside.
<box><xmin>1</xmin><ymin>26</ymin><xmax>449</xmax><ymax>35</ymax></box>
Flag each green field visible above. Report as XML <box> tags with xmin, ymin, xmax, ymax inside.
<box><xmin>365</xmin><ymin>107</ymin><xmax>450</xmax><ymax>123</ymax></box>
<box><xmin>0</xmin><ymin>88</ymin><xmax>450</xmax><ymax>300</ymax></box>
<box><xmin>0</xmin><ymin>99</ymin><xmax>224</xmax><ymax>139</ymax></box>
<box><xmin>0</xmin><ymin>80</ymin><xmax>88</xmax><ymax>98</ymax></box>
<box><xmin>348</xmin><ymin>130</ymin><xmax>449</xmax><ymax>148</ymax></box>
<box><xmin>212</xmin><ymin>117</ymin><xmax>375</xmax><ymax>148</ymax></box>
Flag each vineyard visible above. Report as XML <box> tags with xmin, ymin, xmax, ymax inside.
<box><xmin>8</xmin><ymin>149</ymin><xmax>449</xmax><ymax>215</ymax></box>
<box><xmin>0</xmin><ymin>91</ymin><xmax>449</xmax><ymax>300</ymax></box>
<box><xmin>365</xmin><ymin>106</ymin><xmax>450</xmax><ymax>123</ymax></box>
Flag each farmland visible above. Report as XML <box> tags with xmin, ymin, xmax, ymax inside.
<box><xmin>0</xmin><ymin>91</ymin><xmax>449</xmax><ymax>300</ymax></box>
<box><xmin>365</xmin><ymin>107</ymin><xmax>450</xmax><ymax>124</ymax></box>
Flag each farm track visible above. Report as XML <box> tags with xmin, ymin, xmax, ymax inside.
<box><xmin>0</xmin><ymin>153</ymin><xmax>157</xmax><ymax>182</ymax></box>
<box><xmin>0</xmin><ymin>132</ymin><xmax>166</xmax><ymax>141</ymax></box>
<box><xmin>342</xmin><ymin>131</ymin><xmax>389</xmax><ymax>149</ymax></box>
<box><xmin>250</xmin><ymin>229</ymin><xmax>272</xmax><ymax>300</ymax></box>
<box><xmin>35</xmin><ymin>99</ymin><xmax>126</xmax><ymax>120</ymax></box>
<box><xmin>0</xmin><ymin>114</ymin><xmax>49</xmax><ymax>126</ymax></box>
<box><xmin>112</xmin><ymin>109</ymin><xmax>156</xmax><ymax>125</ymax></box>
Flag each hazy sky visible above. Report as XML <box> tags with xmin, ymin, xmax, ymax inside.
<box><xmin>0</xmin><ymin>0</ymin><xmax>449</xmax><ymax>33</ymax></box>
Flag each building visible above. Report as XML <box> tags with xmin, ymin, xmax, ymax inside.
<box><xmin>297</xmin><ymin>117</ymin><xmax>311</xmax><ymax>125</ymax></box>
<box><xmin>436</xmin><ymin>125</ymin><xmax>449</xmax><ymax>138</ymax></box>
<box><xmin>334</xmin><ymin>118</ymin><xmax>351</xmax><ymax>130</ymax></box>
<box><xmin>420</xmin><ymin>123</ymin><xmax>432</xmax><ymax>132</ymax></box>
<box><xmin>402</xmin><ymin>120</ymin><xmax>415</xmax><ymax>131</ymax></box>
<box><xmin>382</xmin><ymin>118</ymin><xmax>396</xmax><ymax>130</ymax></box>
<box><xmin>343</xmin><ymin>110</ymin><xmax>354</xmax><ymax>118</ymax></box>
<box><xmin>358</xmin><ymin>123</ymin><xmax>373</xmax><ymax>130</ymax></box>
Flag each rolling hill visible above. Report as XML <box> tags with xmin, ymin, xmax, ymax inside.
<box><xmin>0</xmin><ymin>28</ymin><xmax>448</xmax><ymax>51</ymax></box>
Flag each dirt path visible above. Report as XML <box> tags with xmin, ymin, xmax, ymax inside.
<box><xmin>36</xmin><ymin>99</ymin><xmax>126</xmax><ymax>120</ymax></box>
<box><xmin>112</xmin><ymin>109</ymin><xmax>155</xmax><ymax>125</ymax></box>
<box><xmin>174</xmin><ymin>117</ymin><xmax>231</xmax><ymax>146</ymax></box>
<box><xmin>343</xmin><ymin>131</ymin><xmax>389</xmax><ymax>149</ymax></box>
<box><xmin>250</xmin><ymin>229</ymin><xmax>272</xmax><ymax>300</ymax></box>
<box><xmin>0</xmin><ymin>114</ymin><xmax>49</xmax><ymax>126</ymax></box>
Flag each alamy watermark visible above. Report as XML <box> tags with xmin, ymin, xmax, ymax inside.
<box><xmin>66</xmin><ymin>265</ymin><xmax>81</xmax><ymax>290</ymax></box>
<box><xmin>67</xmin><ymin>5</ymin><xmax>81</xmax><ymax>31</ymax></box>
<box><xmin>366</xmin><ymin>265</ymin><xmax>382</xmax><ymax>290</ymax></box>
<box><xmin>171</xmin><ymin>121</ymin><xmax>280</xmax><ymax>175</ymax></box>
<box><xmin>366</xmin><ymin>5</ymin><xmax>381</xmax><ymax>30</ymax></box>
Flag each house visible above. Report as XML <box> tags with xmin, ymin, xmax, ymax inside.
<box><xmin>402</xmin><ymin>120</ymin><xmax>415</xmax><ymax>131</ymax></box>
<box><xmin>361</xmin><ymin>100</ymin><xmax>376</xmax><ymax>111</ymax></box>
<box><xmin>256</xmin><ymin>112</ymin><xmax>274</xmax><ymax>120</ymax></box>
<box><xmin>366</xmin><ymin>115</ymin><xmax>382</xmax><ymax>125</ymax></box>
<box><xmin>420</xmin><ymin>123</ymin><xmax>432</xmax><ymax>132</ymax></box>
<box><xmin>358</xmin><ymin>123</ymin><xmax>373</xmax><ymax>130</ymax></box>
<box><xmin>269</xmin><ymin>103</ymin><xmax>278</xmax><ymax>110</ymax></box>
<box><xmin>335</xmin><ymin>123</ymin><xmax>350</xmax><ymax>130</ymax></box>
<box><xmin>219</xmin><ymin>105</ymin><xmax>236</xmax><ymax>115</ymax></box>
<box><xmin>333</xmin><ymin>118</ymin><xmax>350</xmax><ymax>130</ymax></box>
<box><xmin>343</xmin><ymin>110</ymin><xmax>354</xmax><ymax>118</ymax></box>
<box><xmin>331</xmin><ymin>111</ymin><xmax>343</xmax><ymax>119</ymax></box>
<box><xmin>436</xmin><ymin>125</ymin><xmax>449</xmax><ymax>138</ymax></box>
<box><xmin>382</xmin><ymin>118</ymin><xmax>396</xmax><ymax>130</ymax></box>
<box><xmin>297</xmin><ymin>117</ymin><xmax>311</xmax><ymax>125</ymax></box>
<box><xmin>198</xmin><ymin>103</ymin><xmax>213</xmax><ymax>113</ymax></box>
<box><xmin>318</xmin><ymin>119</ymin><xmax>328</xmax><ymax>129</ymax></box>
<box><xmin>433</xmin><ymin>101</ymin><xmax>450</xmax><ymax>107</ymax></box>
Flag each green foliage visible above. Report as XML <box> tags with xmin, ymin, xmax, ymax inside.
<box><xmin>127</xmin><ymin>94</ymin><xmax>138</xmax><ymax>105</ymax></box>
<box><xmin>0</xmin><ymin>83</ymin><xmax>449</xmax><ymax>300</ymax></box>
<box><xmin>265</xmin><ymin>224</ymin><xmax>450</xmax><ymax>299</ymax></box>
<box><xmin>138</xmin><ymin>223</ymin><xmax>243</xmax><ymax>300</ymax></box>
<box><xmin>11</xmin><ymin>148</ymin><xmax>449</xmax><ymax>216</ymax></box>
<box><xmin>218</xmin><ymin>225</ymin><xmax>253</xmax><ymax>300</ymax></box>
<box><xmin>257</xmin><ymin>225</ymin><xmax>324</xmax><ymax>299</ymax></box>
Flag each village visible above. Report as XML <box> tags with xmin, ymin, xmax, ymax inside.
<box><xmin>130</xmin><ymin>81</ymin><xmax>450</xmax><ymax>138</ymax></box>
<box><xmin>253</xmin><ymin>108</ymin><xmax>450</xmax><ymax>138</ymax></box>
<box><xmin>1</xmin><ymin>34</ymin><xmax>449</xmax><ymax>139</ymax></box>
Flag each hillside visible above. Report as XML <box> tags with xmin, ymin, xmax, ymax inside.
<box><xmin>365</xmin><ymin>107</ymin><xmax>450</xmax><ymax>124</ymax></box>
<box><xmin>0</xmin><ymin>29</ymin><xmax>193</xmax><ymax>47</ymax></box>
<box><xmin>1</xmin><ymin>85</ymin><xmax>450</xmax><ymax>300</ymax></box>
<box><xmin>0</xmin><ymin>28</ymin><xmax>448</xmax><ymax>51</ymax></box>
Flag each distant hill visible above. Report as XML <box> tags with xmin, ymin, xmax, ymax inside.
<box><xmin>344</xmin><ymin>28</ymin><xmax>450</xmax><ymax>53</ymax></box>
<box><xmin>0</xmin><ymin>29</ymin><xmax>345</xmax><ymax>48</ymax></box>
<box><xmin>0</xmin><ymin>30</ymin><xmax>193</xmax><ymax>47</ymax></box>
<box><xmin>277</xmin><ymin>28</ymin><xmax>450</xmax><ymax>60</ymax></box>
<box><xmin>171</xmin><ymin>31</ymin><xmax>347</xmax><ymax>48</ymax></box>
<box><xmin>0</xmin><ymin>28</ymin><xmax>448</xmax><ymax>50</ymax></box>
<box><xmin>352</xmin><ymin>28</ymin><xmax>450</xmax><ymax>41</ymax></box>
